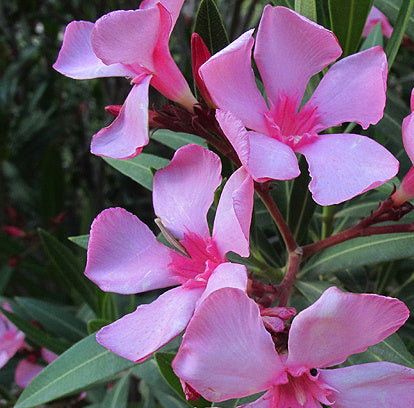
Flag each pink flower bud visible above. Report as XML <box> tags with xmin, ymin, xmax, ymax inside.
<box><xmin>392</xmin><ymin>166</ymin><xmax>414</xmax><ymax>205</ymax></box>
<box><xmin>3</xmin><ymin>226</ymin><xmax>25</xmax><ymax>238</ymax></box>
<box><xmin>191</xmin><ymin>33</ymin><xmax>215</xmax><ymax>108</ymax></box>
<box><xmin>105</xmin><ymin>105</ymin><xmax>122</xmax><ymax>117</ymax></box>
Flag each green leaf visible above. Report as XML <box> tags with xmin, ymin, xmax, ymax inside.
<box><xmin>360</xmin><ymin>22</ymin><xmax>384</xmax><ymax>50</ymax></box>
<box><xmin>295</xmin><ymin>0</ymin><xmax>317</xmax><ymax>21</ymax></box>
<box><xmin>68</xmin><ymin>234</ymin><xmax>89</xmax><ymax>249</ymax></box>
<box><xmin>329</xmin><ymin>0</ymin><xmax>373</xmax><ymax>56</ymax></box>
<box><xmin>0</xmin><ymin>266</ymin><xmax>12</xmax><ymax>295</ymax></box>
<box><xmin>347</xmin><ymin>333</ymin><xmax>414</xmax><ymax>367</ymax></box>
<box><xmin>38</xmin><ymin>229</ymin><xmax>99</xmax><ymax>313</ymax></box>
<box><xmin>101</xmin><ymin>375</ymin><xmax>130</xmax><ymax>408</ymax></box>
<box><xmin>301</xmin><ymin>233</ymin><xmax>414</xmax><ymax>277</ymax></box>
<box><xmin>151</xmin><ymin>130</ymin><xmax>206</xmax><ymax>151</ymax></box>
<box><xmin>194</xmin><ymin>0</ymin><xmax>229</xmax><ymax>54</ymax></box>
<box><xmin>15</xmin><ymin>334</ymin><xmax>136</xmax><ymax>408</ymax></box>
<box><xmin>14</xmin><ymin>297</ymin><xmax>86</xmax><ymax>342</ymax></box>
<box><xmin>294</xmin><ymin>280</ymin><xmax>335</xmax><ymax>303</ymax></box>
<box><xmin>271</xmin><ymin>0</ymin><xmax>294</xmax><ymax>8</ymax></box>
<box><xmin>87</xmin><ymin>318</ymin><xmax>111</xmax><ymax>334</ymax></box>
<box><xmin>103</xmin><ymin>154</ymin><xmax>170</xmax><ymax>191</ymax></box>
<box><xmin>287</xmin><ymin>157</ymin><xmax>316</xmax><ymax>245</ymax></box>
<box><xmin>377</xmin><ymin>0</ymin><xmax>414</xmax><ymax>41</ymax></box>
<box><xmin>1</xmin><ymin>308</ymin><xmax>69</xmax><ymax>355</ymax></box>
<box><xmin>384</xmin><ymin>0</ymin><xmax>414</xmax><ymax>69</ymax></box>
<box><xmin>154</xmin><ymin>352</ymin><xmax>185</xmax><ymax>400</ymax></box>
<box><xmin>154</xmin><ymin>352</ymin><xmax>211</xmax><ymax>407</ymax></box>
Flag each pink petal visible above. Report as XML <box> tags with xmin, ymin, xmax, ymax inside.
<box><xmin>173</xmin><ymin>288</ymin><xmax>284</xmax><ymax>402</ymax></box>
<box><xmin>320</xmin><ymin>362</ymin><xmax>414</xmax><ymax>407</ymax></box>
<box><xmin>197</xmin><ymin>262</ymin><xmax>248</xmax><ymax>306</ymax></box>
<box><xmin>153</xmin><ymin>144</ymin><xmax>222</xmax><ymax>240</ymax></box>
<box><xmin>212</xmin><ymin>167</ymin><xmax>253</xmax><ymax>258</ymax></box>
<box><xmin>140</xmin><ymin>0</ymin><xmax>184</xmax><ymax>30</ymax></box>
<box><xmin>150</xmin><ymin>3</ymin><xmax>197</xmax><ymax>110</ymax></box>
<box><xmin>97</xmin><ymin>285</ymin><xmax>203</xmax><ymax>362</ymax></box>
<box><xmin>53</xmin><ymin>21</ymin><xmax>134</xmax><ymax>79</ymax></box>
<box><xmin>297</xmin><ymin>133</ymin><xmax>399</xmax><ymax>206</ymax></box>
<box><xmin>85</xmin><ymin>207</ymin><xmax>176</xmax><ymax>295</ymax></box>
<box><xmin>402</xmin><ymin>110</ymin><xmax>414</xmax><ymax>165</ymax></box>
<box><xmin>254</xmin><ymin>5</ymin><xmax>341</xmax><ymax>111</ymax></box>
<box><xmin>363</xmin><ymin>7</ymin><xmax>393</xmax><ymax>38</ymax></box>
<box><xmin>216</xmin><ymin>110</ymin><xmax>300</xmax><ymax>182</ymax></box>
<box><xmin>410</xmin><ymin>88</ymin><xmax>414</xmax><ymax>111</ymax></box>
<box><xmin>307</xmin><ymin>46</ymin><xmax>387</xmax><ymax>131</ymax></box>
<box><xmin>41</xmin><ymin>349</ymin><xmax>58</xmax><ymax>364</ymax></box>
<box><xmin>286</xmin><ymin>287</ymin><xmax>409</xmax><ymax>374</ymax></box>
<box><xmin>15</xmin><ymin>359</ymin><xmax>44</xmax><ymax>388</ymax></box>
<box><xmin>91</xmin><ymin>8</ymin><xmax>161</xmax><ymax>70</ymax></box>
<box><xmin>199</xmin><ymin>30</ymin><xmax>269</xmax><ymax>134</ymax></box>
<box><xmin>237</xmin><ymin>390</ymin><xmax>276</xmax><ymax>408</ymax></box>
<box><xmin>0</xmin><ymin>311</ymin><xmax>25</xmax><ymax>369</ymax></box>
<box><xmin>90</xmin><ymin>78</ymin><xmax>150</xmax><ymax>159</ymax></box>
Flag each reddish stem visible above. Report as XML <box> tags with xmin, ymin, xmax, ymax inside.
<box><xmin>278</xmin><ymin>249</ymin><xmax>303</xmax><ymax>307</ymax></box>
<box><xmin>303</xmin><ymin>222</ymin><xmax>414</xmax><ymax>259</ymax></box>
<box><xmin>255</xmin><ymin>182</ymin><xmax>298</xmax><ymax>254</ymax></box>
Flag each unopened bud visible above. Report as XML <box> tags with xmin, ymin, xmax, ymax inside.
<box><xmin>191</xmin><ymin>33</ymin><xmax>215</xmax><ymax>108</ymax></box>
<box><xmin>3</xmin><ymin>226</ymin><xmax>25</xmax><ymax>238</ymax></box>
<box><xmin>392</xmin><ymin>166</ymin><xmax>414</xmax><ymax>206</ymax></box>
<box><xmin>105</xmin><ymin>105</ymin><xmax>122</xmax><ymax>117</ymax></box>
<box><xmin>180</xmin><ymin>379</ymin><xmax>200</xmax><ymax>401</ymax></box>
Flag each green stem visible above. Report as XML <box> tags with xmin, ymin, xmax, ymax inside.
<box><xmin>321</xmin><ymin>205</ymin><xmax>335</xmax><ymax>239</ymax></box>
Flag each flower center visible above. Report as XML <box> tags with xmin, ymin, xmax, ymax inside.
<box><xmin>265</xmin><ymin>94</ymin><xmax>320</xmax><ymax>150</ymax></box>
<box><xmin>169</xmin><ymin>232</ymin><xmax>224</xmax><ymax>288</ymax></box>
<box><xmin>276</xmin><ymin>370</ymin><xmax>336</xmax><ymax>407</ymax></box>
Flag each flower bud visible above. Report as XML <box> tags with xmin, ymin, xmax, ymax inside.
<box><xmin>191</xmin><ymin>33</ymin><xmax>215</xmax><ymax>108</ymax></box>
<box><xmin>392</xmin><ymin>166</ymin><xmax>414</xmax><ymax>206</ymax></box>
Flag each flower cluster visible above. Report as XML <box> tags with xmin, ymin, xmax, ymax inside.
<box><xmin>30</xmin><ymin>1</ymin><xmax>414</xmax><ymax>406</ymax></box>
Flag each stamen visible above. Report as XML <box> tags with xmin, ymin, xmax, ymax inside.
<box><xmin>155</xmin><ymin>218</ymin><xmax>190</xmax><ymax>257</ymax></box>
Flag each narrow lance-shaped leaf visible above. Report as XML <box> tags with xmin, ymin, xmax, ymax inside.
<box><xmin>101</xmin><ymin>375</ymin><xmax>130</xmax><ymax>408</ymax></box>
<box><xmin>347</xmin><ymin>333</ymin><xmax>414</xmax><ymax>367</ymax></box>
<box><xmin>1</xmin><ymin>308</ymin><xmax>69</xmax><ymax>355</ymax></box>
<box><xmin>361</xmin><ymin>22</ymin><xmax>384</xmax><ymax>50</ymax></box>
<box><xmin>155</xmin><ymin>352</ymin><xmax>211</xmax><ymax>407</ymax></box>
<box><xmin>151</xmin><ymin>130</ymin><xmax>206</xmax><ymax>151</ymax></box>
<box><xmin>385</xmin><ymin>0</ymin><xmax>414</xmax><ymax>70</ymax></box>
<box><xmin>15</xmin><ymin>334</ymin><xmax>136</xmax><ymax>408</ymax></box>
<box><xmin>287</xmin><ymin>156</ymin><xmax>316</xmax><ymax>245</ymax></box>
<box><xmin>295</xmin><ymin>0</ymin><xmax>317</xmax><ymax>21</ymax></box>
<box><xmin>68</xmin><ymin>234</ymin><xmax>89</xmax><ymax>250</ymax></box>
<box><xmin>38</xmin><ymin>229</ymin><xmax>99</xmax><ymax>314</ymax></box>
<box><xmin>329</xmin><ymin>0</ymin><xmax>374</xmax><ymax>56</ymax></box>
<box><xmin>15</xmin><ymin>297</ymin><xmax>86</xmax><ymax>342</ymax></box>
<box><xmin>300</xmin><ymin>233</ymin><xmax>414</xmax><ymax>277</ymax></box>
<box><xmin>376</xmin><ymin>0</ymin><xmax>414</xmax><ymax>40</ymax></box>
<box><xmin>103</xmin><ymin>154</ymin><xmax>169</xmax><ymax>191</ymax></box>
<box><xmin>194</xmin><ymin>0</ymin><xmax>229</xmax><ymax>54</ymax></box>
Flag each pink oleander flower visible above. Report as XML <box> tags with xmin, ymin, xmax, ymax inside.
<box><xmin>85</xmin><ymin>144</ymin><xmax>254</xmax><ymax>362</ymax></box>
<box><xmin>363</xmin><ymin>6</ymin><xmax>393</xmax><ymax>38</ymax></box>
<box><xmin>15</xmin><ymin>348</ymin><xmax>58</xmax><ymax>388</ymax></box>
<box><xmin>0</xmin><ymin>303</ymin><xmax>25</xmax><ymax>369</ymax></box>
<box><xmin>200</xmin><ymin>5</ymin><xmax>399</xmax><ymax>206</ymax></box>
<box><xmin>53</xmin><ymin>0</ymin><xmax>197</xmax><ymax>159</ymax></box>
<box><xmin>392</xmin><ymin>89</ymin><xmax>414</xmax><ymax>205</ymax></box>
<box><xmin>173</xmin><ymin>286</ymin><xmax>414</xmax><ymax>407</ymax></box>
